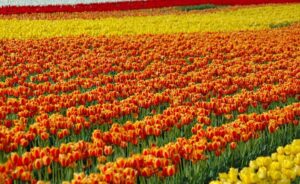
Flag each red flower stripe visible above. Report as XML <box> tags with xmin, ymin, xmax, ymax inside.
<box><xmin>1</xmin><ymin>0</ymin><xmax>299</xmax><ymax>15</ymax></box>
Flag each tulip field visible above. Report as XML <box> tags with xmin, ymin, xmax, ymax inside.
<box><xmin>1</xmin><ymin>1</ymin><xmax>300</xmax><ymax>184</ymax></box>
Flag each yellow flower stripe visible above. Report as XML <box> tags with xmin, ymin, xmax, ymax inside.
<box><xmin>210</xmin><ymin>139</ymin><xmax>300</xmax><ymax>184</ymax></box>
<box><xmin>1</xmin><ymin>4</ymin><xmax>300</xmax><ymax>39</ymax></box>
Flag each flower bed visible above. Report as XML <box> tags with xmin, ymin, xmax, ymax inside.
<box><xmin>0</xmin><ymin>3</ymin><xmax>299</xmax><ymax>184</ymax></box>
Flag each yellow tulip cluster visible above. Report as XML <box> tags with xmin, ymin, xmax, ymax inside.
<box><xmin>210</xmin><ymin>139</ymin><xmax>300</xmax><ymax>184</ymax></box>
<box><xmin>1</xmin><ymin>4</ymin><xmax>300</xmax><ymax>39</ymax></box>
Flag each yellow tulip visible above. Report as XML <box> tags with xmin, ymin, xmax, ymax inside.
<box><xmin>282</xmin><ymin>168</ymin><xmax>296</xmax><ymax>180</ymax></box>
<box><xmin>284</xmin><ymin>145</ymin><xmax>292</xmax><ymax>155</ymax></box>
<box><xmin>282</xmin><ymin>160</ymin><xmax>294</xmax><ymax>169</ymax></box>
<box><xmin>269</xmin><ymin>170</ymin><xmax>281</xmax><ymax>181</ymax></box>
<box><xmin>249</xmin><ymin>160</ymin><xmax>258</xmax><ymax>170</ymax></box>
<box><xmin>277</xmin><ymin>155</ymin><xmax>287</xmax><ymax>164</ymax></box>
<box><xmin>291</xmin><ymin>145</ymin><xmax>300</xmax><ymax>154</ymax></box>
<box><xmin>269</xmin><ymin>162</ymin><xmax>281</xmax><ymax>171</ymax></box>
<box><xmin>249</xmin><ymin>173</ymin><xmax>259</xmax><ymax>183</ymax></box>
<box><xmin>240</xmin><ymin>168</ymin><xmax>252</xmax><ymax>183</ymax></box>
<box><xmin>228</xmin><ymin>168</ymin><xmax>239</xmax><ymax>183</ymax></box>
<box><xmin>209</xmin><ymin>181</ymin><xmax>222</xmax><ymax>184</ymax></box>
<box><xmin>264</xmin><ymin>158</ymin><xmax>272</xmax><ymax>167</ymax></box>
<box><xmin>257</xmin><ymin>180</ymin><xmax>269</xmax><ymax>184</ymax></box>
<box><xmin>292</xmin><ymin>140</ymin><xmax>300</xmax><ymax>146</ymax></box>
<box><xmin>295</xmin><ymin>154</ymin><xmax>300</xmax><ymax>165</ymax></box>
<box><xmin>257</xmin><ymin>167</ymin><xmax>267</xmax><ymax>179</ymax></box>
<box><xmin>277</xmin><ymin>178</ymin><xmax>291</xmax><ymax>184</ymax></box>
<box><xmin>293</xmin><ymin>165</ymin><xmax>300</xmax><ymax>176</ymax></box>
<box><xmin>277</xmin><ymin>146</ymin><xmax>285</xmax><ymax>155</ymax></box>
<box><xmin>271</xmin><ymin>153</ymin><xmax>278</xmax><ymax>161</ymax></box>
<box><xmin>218</xmin><ymin>173</ymin><xmax>229</xmax><ymax>181</ymax></box>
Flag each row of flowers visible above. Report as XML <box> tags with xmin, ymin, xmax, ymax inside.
<box><xmin>1</xmin><ymin>23</ymin><xmax>297</xmax><ymax>88</ymax></box>
<box><xmin>0</xmin><ymin>25</ymin><xmax>298</xmax><ymax>112</ymax></box>
<box><xmin>0</xmin><ymin>76</ymin><xmax>298</xmax><ymax>182</ymax></box>
<box><xmin>1</xmin><ymin>59</ymin><xmax>298</xmax><ymax>153</ymax></box>
<box><xmin>1</xmin><ymin>101</ymin><xmax>299</xmax><ymax>183</ymax></box>
<box><xmin>68</xmin><ymin>103</ymin><xmax>300</xmax><ymax>183</ymax></box>
<box><xmin>0</xmin><ymin>86</ymin><xmax>297</xmax><ymax>183</ymax></box>
<box><xmin>1</xmin><ymin>26</ymin><xmax>298</xmax><ymax>154</ymax></box>
<box><xmin>0</xmin><ymin>6</ymin><xmax>196</xmax><ymax>20</ymax></box>
<box><xmin>1</xmin><ymin>0</ymin><xmax>297</xmax><ymax>15</ymax></box>
<box><xmin>2</xmin><ymin>25</ymin><xmax>297</xmax><ymax>162</ymax></box>
<box><xmin>0</xmin><ymin>76</ymin><xmax>298</xmax><ymax>181</ymax></box>
<box><xmin>1</xmin><ymin>4</ymin><xmax>300</xmax><ymax>39</ymax></box>
<box><xmin>210</xmin><ymin>139</ymin><xmax>300</xmax><ymax>184</ymax></box>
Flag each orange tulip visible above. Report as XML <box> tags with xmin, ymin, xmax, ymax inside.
<box><xmin>230</xmin><ymin>142</ymin><xmax>237</xmax><ymax>150</ymax></box>
<box><xmin>162</xmin><ymin>165</ymin><xmax>176</xmax><ymax>177</ymax></box>
<box><xmin>33</xmin><ymin>159</ymin><xmax>43</xmax><ymax>170</ymax></box>
<box><xmin>104</xmin><ymin>146</ymin><xmax>113</xmax><ymax>156</ymax></box>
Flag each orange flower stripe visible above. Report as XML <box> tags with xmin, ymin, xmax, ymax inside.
<box><xmin>0</xmin><ymin>23</ymin><xmax>299</xmax><ymax>183</ymax></box>
<box><xmin>1</xmin><ymin>27</ymin><xmax>299</xmax><ymax>151</ymax></box>
<box><xmin>69</xmin><ymin>103</ymin><xmax>300</xmax><ymax>183</ymax></box>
